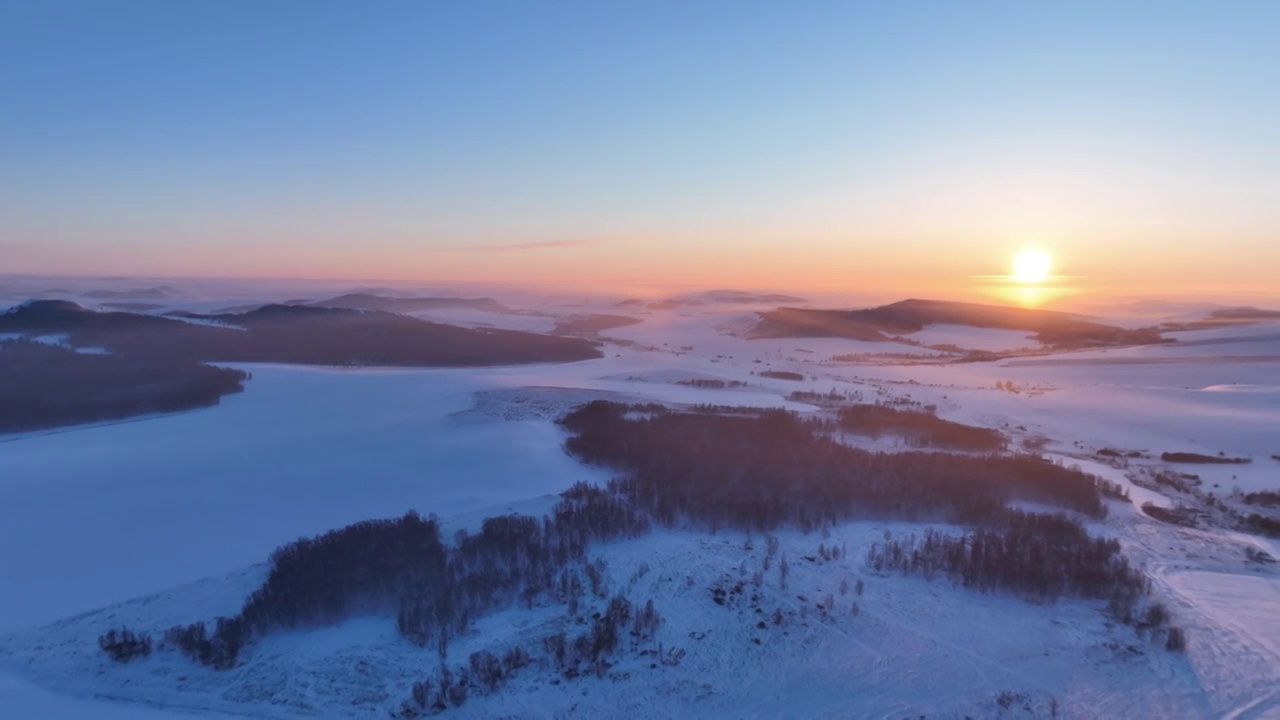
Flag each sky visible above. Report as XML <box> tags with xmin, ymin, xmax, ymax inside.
<box><xmin>2</xmin><ymin>1</ymin><xmax>1278</xmax><ymax>300</ymax></box>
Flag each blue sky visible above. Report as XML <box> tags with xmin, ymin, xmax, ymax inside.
<box><xmin>2</xmin><ymin>1</ymin><xmax>1277</xmax><ymax>294</ymax></box>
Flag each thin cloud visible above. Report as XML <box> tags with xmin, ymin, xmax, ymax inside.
<box><xmin>0</xmin><ymin>242</ymin><xmax>52</xmax><ymax>259</ymax></box>
<box><xmin>450</xmin><ymin>239</ymin><xmax>602</xmax><ymax>253</ymax></box>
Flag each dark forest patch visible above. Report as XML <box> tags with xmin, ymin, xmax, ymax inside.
<box><xmin>0</xmin><ymin>339</ymin><xmax>247</xmax><ymax>434</ymax></box>
<box><xmin>1160</xmin><ymin>452</ymin><xmax>1251</xmax><ymax>465</ymax></box>
<box><xmin>560</xmin><ymin>401</ymin><xmax>1110</xmax><ymax>528</ymax></box>
<box><xmin>837</xmin><ymin>404</ymin><xmax>1005</xmax><ymax>452</ymax></box>
<box><xmin>758</xmin><ymin>370</ymin><xmax>804</xmax><ymax>381</ymax></box>
<box><xmin>552</xmin><ymin>314</ymin><xmax>643</xmax><ymax>336</ymax></box>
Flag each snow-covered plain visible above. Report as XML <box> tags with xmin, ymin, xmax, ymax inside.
<box><xmin>1</xmin><ymin>297</ymin><xmax>1279</xmax><ymax>718</ymax></box>
<box><xmin>906</xmin><ymin>324</ymin><xmax>1038</xmax><ymax>352</ymax></box>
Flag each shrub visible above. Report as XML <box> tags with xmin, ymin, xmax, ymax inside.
<box><xmin>98</xmin><ymin>627</ymin><xmax>152</xmax><ymax>662</ymax></box>
<box><xmin>758</xmin><ymin>370</ymin><xmax>804</xmax><ymax>381</ymax></box>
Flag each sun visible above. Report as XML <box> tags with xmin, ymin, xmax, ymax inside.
<box><xmin>1012</xmin><ymin>249</ymin><xmax>1052</xmax><ymax>283</ymax></box>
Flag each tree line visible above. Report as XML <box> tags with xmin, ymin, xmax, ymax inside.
<box><xmin>864</xmin><ymin>512</ymin><xmax>1146</xmax><ymax>605</ymax></box>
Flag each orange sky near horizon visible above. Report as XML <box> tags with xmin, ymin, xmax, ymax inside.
<box><xmin>7</xmin><ymin>142</ymin><xmax>1277</xmax><ymax>305</ymax></box>
<box><xmin>8</xmin><ymin>226</ymin><xmax>1277</xmax><ymax>310</ymax></box>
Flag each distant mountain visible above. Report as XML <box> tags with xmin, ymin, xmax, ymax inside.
<box><xmin>211</xmin><ymin>303</ymin><xmax>271</xmax><ymax>315</ymax></box>
<box><xmin>0</xmin><ymin>301</ymin><xmax>600</xmax><ymax>432</ymax></box>
<box><xmin>1117</xmin><ymin>299</ymin><xmax>1227</xmax><ymax>317</ymax></box>
<box><xmin>751</xmin><ymin>298</ymin><xmax>1170</xmax><ymax>349</ymax></box>
<box><xmin>5</xmin><ymin>299</ymin><xmax>86</xmax><ymax>317</ymax></box>
<box><xmin>100</xmin><ymin>302</ymin><xmax>166</xmax><ymax>312</ymax></box>
<box><xmin>1163</xmin><ymin>306</ymin><xmax>1280</xmax><ymax>331</ymax></box>
<box><xmin>4</xmin><ymin>301</ymin><xmax>249</xmax><ymax>356</ymax></box>
<box><xmin>208</xmin><ymin>299</ymin><xmax>314</xmax><ymax>315</ymax></box>
<box><xmin>621</xmin><ymin>290</ymin><xmax>807</xmax><ymax>310</ymax></box>
<box><xmin>1208</xmin><ymin>307</ymin><xmax>1280</xmax><ymax>321</ymax></box>
<box><xmin>310</xmin><ymin>293</ymin><xmax>511</xmax><ymax>314</ymax></box>
<box><xmin>81</xmin><ymin>286</ymin><xmax>185</xmax><ymax>300</ymax></box>
<box><xmin>688</xmin><ymin>290</ymin><xmax>807</xmax><ymax>305</ymax></box>
<box><xmin>0</xmin><ymin>300</ymin><xmax>601</xmax><ymax>367</ymax></box>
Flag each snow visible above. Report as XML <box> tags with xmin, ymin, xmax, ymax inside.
<box><xmin>906</xmin><ymin>324</ymin><xmax>1038</xmax><ymax>352</ymax></box>
<box><xmin>0</xmin><ymin>354</ymin><xmax>824</xmax><ymax>637</ymax></box>
<box><xmin>1161</xmin><ymin>570</ymin><xmax>1280</xmax><ymax>719</ymax></box>
<box><xmin>32</xmin><ymin>333</ymin><xmax>71</xmax><ymax>347</ymax></box>
<box><xmin>0</xmin><ymin>523</ymin><xmax>1213</xmax><ymax>719</ymax></box>
<box><xmin>0</xmin><ymin>366</ymin><xmax>612</xmax><ymax>634</ymax></box>
<box><xmin>1</xmin><ymin>293</ymin><xmax>1279</xmax><ymax>717</ymax></box>
<box><xmin>0</xmin><ymin>673</ymin><xmax>204</xmax><ymax>719</ymax></box>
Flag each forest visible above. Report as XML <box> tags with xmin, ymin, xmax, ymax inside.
<box><xmin>1243</xmin><ymin>513</ymin><xmax>1280</xmax><ymax>537</ymax></box>
<box><xmin>1242</xmin><ymin>491</ymin><xmax>1280</xmax><ymax>507</ymax></box>
<box><xmin>560</xmin><ymin>401</ymin><xmax>1158</xmax><ymax>629</ymax></box>
<box><xmin>0</xmin><ymin>339</ymin><xmax>248</xmax><ymax>434</ymax></box>
<box><xmin>865</xmin><ymin>512</ymin><xmax>1146</xmax><ymax>604</ymax></box>
<box><xmin>561</xmin><ymin>400</ymin><xmax>1111</xmax><ymax>530</ymax></box>
<box><xmin>865</xmin><ymin>518</ymin><xmax>1183</xmax><ymax>648</ymax></box>
<box><xmin>836</xmin><ymin>403</ymin><xmax>1006</xmax><ymax>451</ymax></box>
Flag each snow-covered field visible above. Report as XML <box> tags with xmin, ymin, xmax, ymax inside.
<box><xmin>2</xmin><ymin>295</ymin><xmax>1279</xmax><ymax>718</ymax></box>
<box><xmin>907</xmin><ymin>324</ymin><xmax>1038</xmax><ymax>352</ymax></box>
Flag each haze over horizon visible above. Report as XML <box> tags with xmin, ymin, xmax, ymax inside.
<box><xmin>3</xmin><ymin>1</ymin><xmax>1278</xmax><ymax>303</ymax></box>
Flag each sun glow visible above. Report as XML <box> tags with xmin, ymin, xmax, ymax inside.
<box><xmin>1012</xmin><ymin>249</ymin><xmax>1052</xmax><ymax>283</ymax></box>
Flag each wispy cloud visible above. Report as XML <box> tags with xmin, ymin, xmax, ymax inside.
<box><xmin>449</xmin><ymin>239</ymin><xmax>602</xmax><ymax>253</ymax></box>
<box><xmin>0</xmin><ymin>242</ymin><xmax>50</xmax><ymax>258</ymax></box>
